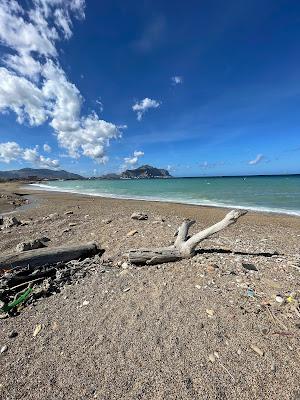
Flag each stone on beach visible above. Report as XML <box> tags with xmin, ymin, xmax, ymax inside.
<box><xmin>131</xmin><ymin>212</ymin><xmax>148</xmax><ymax>220</ymax></box>
<box><xmin>102</xmin><ymin>218</ymin><xmax>112</xmax><ymax>224</ymax></box>
<box><xmin>16</xmin><ymin>237</ymin><xmax>50</xmax><ymax>252</ymax></box>
<box><xmin>2</xmin><ymin>216</ymin><xmax>20</xmax><ymax>229</ymax></box>
<box><xmin>127</xmin><ymin>230</ymin><xmax>138</xmax><ymax>237</ymax></box>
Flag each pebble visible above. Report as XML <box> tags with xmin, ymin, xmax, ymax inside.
<box><xmin>123</xmin><ymin>288</ymin><xmax>130</xmax><ymax>292</ymax></box>
<box><xmin>242</xmin><ymin>263</ymin><xmax>258</xmax><ymax>272</ymax></box>
<box><xmin>69</xmin><ymin>223</ymin><xmax>77</xmax><ymax>227</ymax></box>
<box><xmin>237</xmin><ymin>348</ymin><xmax>242</xmax><ymax>355</ymax></box>
<box><xmin>271</xmin><ymin>360</ymin><xmax>276</xmax><ymax>372</ymax></box>
<box><xmin>127</xmin><ymin>230</ymin><xmax>138</xmax><ymax>237</ymax></box>
<box><xmin>33</xmin><ymin>324</ymin><xmax>42</xmax><ymax>337</ymax></box>
<box><xmin>250</xmin><ymin>344</ymin><xmax>264</xmax><ymax>356</ymax></box>
<box><xmin>207</xmin><ymin>264</ymin><xmax>219</xmax><ymax>273</ymax></box>
<box><xmin>131</xmin><ymin>212</ymin><xmax>148</xmax><ymax>220</ymax></box>
<box><xmin>8</xmin><ymin>330</ymin><xmax>18</xmax><ymax>339</ymax></box>
<box><xmin>64</xmin><ymin>211</ymin><xmax>73</xmax><ymax>215</ymax></box>
<box><xmin>206</xmin><ymin>309</ymin><xmax>214</xmax><ymax>317</ymax></box>
<box><xmin>275</xmin><ymin>295</ymin><xmax>284</xmax><ymax>304</ymax></box>
<box><xmin>0</xmin><ymin>345</ymin><xmax>8</xmax><ymax>354</ymax></box>
<box><xmin>208</xmin><ymin>353</ymin><xmax>216</xmax><ymax>363</ymax></box>
<box><xmin>195</xmin><ymin>285</ymin><xmax>201</xmax><ymax>289</ymax></box>
<box><xmin>102</xmin><ymin>219</ymin><xmax>112</xmax><ymax>224</ymax></box>
<box><xmin>82</xmin><ymin>300</ymin><xmax>90</xmax><ymax>306</ymax></box>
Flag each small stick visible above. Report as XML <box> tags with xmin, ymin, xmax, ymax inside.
<box><xmin>219</xmin><ymin>362</ymin><xmax>235</xmax><ymax>381</ymax></box>
<box><xmin>266</xmin><ymin>306</ymin><xmax>288</xmax><ymax>331</ymax></box>
<box><xmin>8</xmin><ymin>277</ymin><xmax>46</xmax><ymax>292</ymax></box>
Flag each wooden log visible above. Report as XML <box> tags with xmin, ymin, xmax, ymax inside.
<box><xmin>128</xmin><ymin>247</ymin><xmax>182</xmax><ymax>265</ymax></box>
<box><xmin>0</xmin><ymin>242</ymin><xmax>103</xmax><ymax>269</ymax></box>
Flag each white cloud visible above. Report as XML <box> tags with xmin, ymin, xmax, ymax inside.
<box><xmin>248</xmin><ymin>154</ymin><xmax>264</xmax><ymax>165</ymax></box>
<box><xmin>0</xmin><ymin>0</ymin><xmax>123</xmax><ymax>163</ymax></box>
<box><xmin>96</xmin><ymin>99</ymin><xmax>103</xmax><ymax>112</ymax></box>
<box><xmin>43</xmin><ymin>143</ymin><xmax>51</xmax><ymax>152</ymax></box>
<box><xmin>0</xmin><ymin>141</ymin><xmax>22</xmax><ymax>163</ymax></box>
<box><xmin>124</xmin><ymin>150</ymin><xmax>144</xmax><ymax>167</ymax></box>
<box><xmin>0</xmin><ymin>141</ymin><xmax>59</xmax><ymax>168</ymax></box>
<box><xmin>0</xmin><ymin>68</ymin><xmax>48</xmax><ymax>126</ymax></box>
<box><xmin>171</xmin><ymin>76</ymin><xmax>183</xmax><ymax>85</ymax></box>
<box><xmin>132</xmin><ymin>98</ymin><xmax>160</xmax><ymax>121</ymax></box>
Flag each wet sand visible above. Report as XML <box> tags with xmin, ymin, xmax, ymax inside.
<box><xmin>0</xmin><ymin>182</ymin><xmax>300</xmax><ymax>399</ymax></box>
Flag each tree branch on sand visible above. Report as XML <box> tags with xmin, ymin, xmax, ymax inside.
<box><xmin>126</xmin><ymin>210</ymin><xmax>247</xmax><ymax>265</ymax></box>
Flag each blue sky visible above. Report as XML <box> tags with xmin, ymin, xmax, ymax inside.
<box><xmin>0</xmin><ymin>0</ymin><xmax>299</xmax><ymax>177</ymax></box>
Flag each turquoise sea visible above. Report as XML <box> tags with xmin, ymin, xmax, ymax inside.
<box><xmin>31</xmin><ymin>175</ymin><xmax>300</xmax><ymax>216</ymax></box>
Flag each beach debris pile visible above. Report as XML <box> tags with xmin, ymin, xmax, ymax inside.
<box><xmin>0</xmin><ymin>254</ymin><xmax>107</xmax><ymax>318</ymax></box>
<box><xmin>0</xmin><ymin>216</ymin><xmax>21</xmax><ymax>229</ymax></box>
<box><xmin>0</xmin><ymin>192</ymin><xmax>27</xmax><ymax>208</ymax></box>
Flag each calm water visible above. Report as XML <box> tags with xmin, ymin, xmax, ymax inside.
<box><xmin>31</xmin><ymin>175</ymin><xmax>300</xmax><ymax>216</ymax></box>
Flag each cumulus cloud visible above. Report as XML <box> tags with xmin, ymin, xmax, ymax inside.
<box><xmin>248</xmin><ymin>154</ymin><xmax>264</xmax><ymax>165</ymax></box>
<box><xmin>171</xmin><ymin>76</ymin><xmax>183</xmax><ymax>85</ymax></box>
<box><xmin>132</xmin><ymin>98</ymin><xmax>160</xmax><ymax>121</ymax></box>
<box><xmin>0</xmin><ymin>141</ymin><xmax>59</xmax><ymax>168</ymax></box>
<box><xmin>0</xmin><ymin>141</ymin><xmax>22</xmax><ymax>163</ymax></box>
<box><xmin>0</xmin><ymin>0</ymin><xmax>123</xmax><ymax>163</ymax></box>
<box><xmin>43</xmin><ymin>143</ymin><xmax>51</xmax><ymax>152</ymax></box>
<box><xmin>124</xmin><ymin>150</ymin><xmax>144</xmax><ymax>167</ymax></box>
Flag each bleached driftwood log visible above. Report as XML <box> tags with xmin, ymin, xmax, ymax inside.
<box><xmin>0</xmin><ymin>242</ymin><xmax>103</xmax><ymax>269</ymax></box>
<box><xmin>127</xmin><ymin>210</ymin><xmax>247</xmax><ymax>265</ymax></box>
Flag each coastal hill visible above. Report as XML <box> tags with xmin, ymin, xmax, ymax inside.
<box><xmin>0</xmin><ymin>168</ymin><xmax>83</xmax><ymax>181</ymax></box>
<box><xmin>100</xmin><ymin>165</ymin><xmax>172</xmax><ymax>179</ymax></box>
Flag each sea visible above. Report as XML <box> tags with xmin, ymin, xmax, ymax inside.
<box><xmin>30</xmin><ymin>175</ymin><xmax>300</xmax><ymax>216</ymax></box>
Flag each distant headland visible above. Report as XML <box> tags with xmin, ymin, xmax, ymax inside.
<box><xmin>0</xmin><ymin>165</ymin><xmax>172</xmax><ymax>182</ymax></box>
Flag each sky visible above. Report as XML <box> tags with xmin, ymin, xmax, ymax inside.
<box><xmin>0</xmin><ymin>0</ymin><xmax>299</xmax><ymax>177</ymax></box>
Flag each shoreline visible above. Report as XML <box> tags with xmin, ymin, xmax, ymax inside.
<box><xmin>1</xmin><ymin>181</ymin><xmax>299</xmax><ymax>258</ymax></box>
<box><xmin>28</xmin><ymin>182</ymin><xmax>300</xmax><ymax>218</ymax></box>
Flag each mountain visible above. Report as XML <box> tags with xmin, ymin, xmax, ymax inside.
<box><xmin>121</xmin><ymin>165</ymin><xmax>171</xmax><ymax>179</ymax></box>
<box><xmin>98</xmin><ymin>165</ymin><xmax>171</xmax><ymax>180</ymax></box>
<box><xmin>0</xmin><ymin>168</ymin><xmax>84</xmax><ymax>181</ymax></box>
<box><xmin>96</xmin><ymin>173</ymin><xmax>121</xmax><ymax>180</ymax></box>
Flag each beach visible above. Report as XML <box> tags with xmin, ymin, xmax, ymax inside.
<box><xmin>1</xmin><ymin>182</ymin><xmax>300</xmax><ymax>399</ymax></box>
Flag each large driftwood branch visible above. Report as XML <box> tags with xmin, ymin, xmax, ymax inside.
<box><xmin>0</xmin><ymin>242</ymin><xmax>103</xmax><ymax>269</ymax></box>
<box><xmin>127</xmin><ymin>210</ymin><xmax>247</xmax><ymax>265</ymax></box>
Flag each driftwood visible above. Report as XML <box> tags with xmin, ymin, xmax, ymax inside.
<box><xmin>127</xmin><ymin>210</ymin><xmax>247</xmax><ymax>265</ymax></box>
<box><xmin>0</xmin><ymin>242</ymin><xmax>103</xmax><ymax>269</ymax></box>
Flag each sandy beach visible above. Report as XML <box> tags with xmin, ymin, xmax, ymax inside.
<box><xmin>1</xmin><ymin>182</ymin><xmax>300</xmax><ymax>399</ymax></box>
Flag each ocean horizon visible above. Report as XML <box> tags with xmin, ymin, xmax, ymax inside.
<box><xmin>30</xmin><ymin>175</ymin><xmax>300</xmax><ymax>216</ymax></box>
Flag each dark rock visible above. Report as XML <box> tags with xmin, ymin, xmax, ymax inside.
<box><xmin>102</xmin><ymin>218</ymin><xmax>112</xmax><ymax>224</ymax></box>
<box><xmin>8</xmin><ymin>330</ymin><xmax>18</xmax><ymax>338</ymax></box>
<box><xmin>242</xmin><ymin>263</ymin><xmax>258</xmax><ymax>272</ymax></box>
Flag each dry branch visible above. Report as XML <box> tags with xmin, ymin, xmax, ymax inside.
<box><xmin>127</xmin><ymin>209</ymin><xmax>247</xmax><ymax>265</ymax></box>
